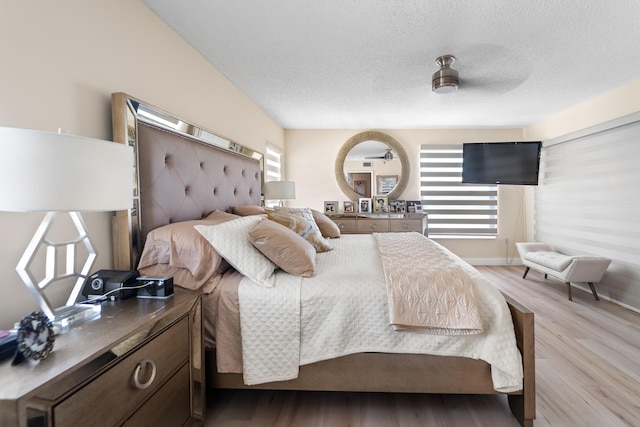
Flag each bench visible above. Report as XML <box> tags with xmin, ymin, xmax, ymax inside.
<box><xmin>515</xmin><ymin>242</ymin><xmax>611</xmax><ymax>301</ymax></box>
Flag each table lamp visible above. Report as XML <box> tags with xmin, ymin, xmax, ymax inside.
<box><xmin>0</xmin><ymin>127</ymin><xmax>133</xmax><ymax>329</ymax></box>
<box><xmin>264</xmin><ymin>180</ymin><xmax>295</xmax><ymax>207</ymax></box>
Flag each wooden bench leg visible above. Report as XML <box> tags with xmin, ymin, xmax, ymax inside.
<box><xmin>588</xmin><ymin>282</ymin><xmax>600</xmax><ymax>301</ymax></box>
<box><xmin>565</xmin><ymin>282</ymin><xmax>572</xmax><ymax>301</ymax></box>
<box><xmin>522</xmin><ymin>266</ymin><xmax>530</xmax><ymax>279</ymax></box>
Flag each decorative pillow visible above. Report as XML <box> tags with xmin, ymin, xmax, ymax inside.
<box><xmin>194</xmin><ymin>215</ymin><xmax>276</xmax><ymax>287</ymax></box>
<box><xmin>249</xmin><ymin>220</ymin><xmax>316</xmax><ymax>277</ymax></box>
<box><xmin>266</xmin><ymin>210</ymin><xmax>332</xmax><ymax>253</ymax></box>
<box><xmin>232</xmin><ymin>205</ymin><xmax>266</xmax><ymax>216</ymax></box>
<box><xmin>137</xmin><ymin>210</ymin><xmax>239</xmax><ymax>290</ymax></box>
<box><xmin>311</xmin><ymin>209</ymin><xmax>341</xmax><ymax>238</ymax></box>
<box><xmin>274</xmin><ymin>206</ymin><xmax>320</xmax><ymax>231</ymax></box>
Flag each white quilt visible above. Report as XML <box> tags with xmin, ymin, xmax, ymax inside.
<box><xmin>238</xmin><ymin>234</ymin><xmax>523</xmax><ymax>392</ymax></box>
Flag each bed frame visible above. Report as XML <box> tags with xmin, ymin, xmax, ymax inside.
<box><xmin>111</xmin><ymin>93</ymin><xmax>535</xmax><ymax>427</ymax></box>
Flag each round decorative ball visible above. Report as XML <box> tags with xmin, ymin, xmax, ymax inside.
<box><xmin>16</xmin><ymin>311</ymin><xmax>55</xmax><ymax>361</ymax></box>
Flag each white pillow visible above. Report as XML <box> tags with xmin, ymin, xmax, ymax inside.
<box><xmin>194</xmin><ymin>215</ymin><xmax>276</xmax><ymax>287</ymax></box>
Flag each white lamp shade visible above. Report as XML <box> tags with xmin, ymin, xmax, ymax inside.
<box><xmin>264</xmin><ymin>180</ymin><xmax>295</xmax><ymax>200</ymax></box>
<box><xmin>0</xmin><ymin>127</ymin><xmax>133</xmax><ymax>212</ymax></box>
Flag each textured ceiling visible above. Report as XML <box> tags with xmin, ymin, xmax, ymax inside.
<box><xmin>142</xmin><ymin>0</ymin><xmax>640</xmax><ymax>129</ymax></box>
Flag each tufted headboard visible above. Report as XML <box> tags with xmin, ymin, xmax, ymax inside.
<box><xmin>111</xmin><ymin>93</ymin><xmax>262</xmax><ymax>270</ymax></box>
<box><xmin>137</xmin><ymin>121</ymin><xmax>261</xmax><ymax>239</ymax></box>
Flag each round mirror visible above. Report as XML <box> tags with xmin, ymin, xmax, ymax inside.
<box><xmin>335</xmin><ymin>131</ymin><xmax>409</xmax><ymax>202</ymax></box>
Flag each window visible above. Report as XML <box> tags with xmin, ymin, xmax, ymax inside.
<box><xmin>264</xmin><ymin>143</ymin><xmax>284</xmax><ymax>207</ymax></box>
<box><xmin>420</xmin><ymin>144</ymin><xmax>497</xmax><ymax>238</ymax></box>
<box><xmin>265</xmin><ymin>143</ymin><xmax>283</xmax><ymax>182</ymax></box>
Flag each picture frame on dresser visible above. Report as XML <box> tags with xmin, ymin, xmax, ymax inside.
<box><xmin>391</xmin><ymin>200</ymin><xmax>406</xmax><ymax>214</ymax></box>
<box><xmin>358</xmin><ymin>197</ymin><xmax>372</xmax><ymax>213</ymax></box>
<box><xmin>324</xmin><ymin>201</ymin><xmax>338</xmax><ymax>214</ymax></box>
<box><xmin>374</xmin><ymin>195</ymin><xmax>388</xmax><ymax>213</ymax></box>
<box><xmin>406</xmin><ymin>200</ymin><xmax>422</xmax><ymax>213</ymax></box>
<box><xmin>343</xmin><ymin>200</ymin><xmax>355</xmax><ymax>213</ymax></box>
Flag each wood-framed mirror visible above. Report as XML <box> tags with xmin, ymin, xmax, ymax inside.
<box><xmin>335</xmin><ymin>131</ymin><xmax>409</xmax><ymax>201</ymax></box>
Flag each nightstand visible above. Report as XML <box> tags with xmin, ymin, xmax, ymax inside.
<box><xmin>0</xmin><ymin>288</ymin><xmax>204</xmax><ymax>427</ymax></box>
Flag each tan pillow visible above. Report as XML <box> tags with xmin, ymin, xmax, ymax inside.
<box><xmin>311</xmin><ymin>209</ymin><xmax>341</xmax><ymax>238</ymax></box>
<box><xmin>249</xmin><ymin>220</ymin><xmax>315</xmax><ymax>277</ymax></box>
<box><xmin>266</xmin><ymin>210</ymin><xmax>332</xmax><ymax>253</ymax></box>
<box><xmin>274</xmin><ymin>206</ymin><xmax>320</xmax><ymax>231</ymax></box>
<box><xmin>232</xmin><ymin>205</ymin><xmax>266</xmax><ymax>216</ymax></box>
<box><xmin>137</xmin><ymin>210</ymin><xmax>239</xmax><ymax>290</ymax></box>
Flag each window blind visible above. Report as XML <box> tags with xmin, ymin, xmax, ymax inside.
<box><xmin>535</xmin><ymin>117</ymin><xmax>640</xmax><ymax>308</ymax></box>
<box><xmin>420</xmin><ymin>144</ymin><xmax>497</xmax><ymax>238</ymax></box>
<box><xmin>264</xmin><ymin>143</ymin><xmax>284</xmax><ymax>208</ymax></box>
<box><xmin>265</xmin><ymin>144</ymin><xmax>283</xmax><ymax>182</ymax></box>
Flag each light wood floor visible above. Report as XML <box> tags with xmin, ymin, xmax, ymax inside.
<box><xmin>204</xmin><ymin>266</ymin><xmax>640</xmax><ymax>427</ymax></box>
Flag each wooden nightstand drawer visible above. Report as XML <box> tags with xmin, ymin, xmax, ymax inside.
<box><xmin>54</xmin><ymin>316</ymin><xmax>189</xmax><ymax>426</ymax></box>
<box><xmin>123</xmin><ymin>363</ymin><xmax>191</xmax><ymax>427</ymax></box>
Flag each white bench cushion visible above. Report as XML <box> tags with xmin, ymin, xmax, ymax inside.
<box><xmin>525</xmin><ymin>251</ymin><xmax>573</xmax><ymax>272</ymax></box>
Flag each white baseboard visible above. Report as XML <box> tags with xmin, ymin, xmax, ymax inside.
<box><xmin>464</xmin><ymin>258</ymin><xmax>523</xmax><ymax>266</ymax></box>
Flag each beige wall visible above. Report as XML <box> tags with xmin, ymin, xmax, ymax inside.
<box><xmin>524</xmin><ymin>80</ymin><xmax>640</xmax><ymax>142</ymax></box>
<box><xmin>0</xmin><ymin>0</ymin><xmax>284</xmax><ymax>329</ymax></box>
<box><xmin>284</xmin><ymin>128</ymin><xmax>526</xmax><ymax>260</ymax></box>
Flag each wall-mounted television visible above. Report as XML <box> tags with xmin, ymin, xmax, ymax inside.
<box><xmin>462</xmin><ymin>141</ymin><xmax>542</xmax><ymax>185</ymax></box>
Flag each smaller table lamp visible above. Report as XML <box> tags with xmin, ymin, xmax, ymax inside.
<box><xmin>0</xmin><ymin>127</ymin><xmax>133</xmax><ymax>329</ymax></box>
<box><xmin>264</xmin><ymin>180</ymin><xmax>295</xmax><ymax>207</ymax></box>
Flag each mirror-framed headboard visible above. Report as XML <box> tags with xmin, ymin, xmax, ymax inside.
<box><xmin>111</xmin><ymin>93</ymin><xmax>263</xmax><ymax>270</ymax></box>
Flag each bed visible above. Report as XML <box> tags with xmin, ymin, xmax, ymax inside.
<box><xmin>111</xmin><ymin>93</ymin><xmax>535</xmax><ymax>427</ymax></box>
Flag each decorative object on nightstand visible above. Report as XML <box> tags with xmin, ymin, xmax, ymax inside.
<box><xmin>12</xmin><ymin>311</ymin><xmax>55</xmax><ymax>365</ymax></box>
<box><xmin>264</xmin><ymin>180</ymin><xmax>295</xmax><ymax>207</ymax></box>
<box><xmin>0</xmin><ymin>127</ymin><xmax>133</xmax><ymax>330</ymax></box>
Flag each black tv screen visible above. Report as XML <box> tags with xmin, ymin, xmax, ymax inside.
<box><xmin>462</xmin><ymin>141</ymin><xmax>542</xmax><ymax>185</ymax></box>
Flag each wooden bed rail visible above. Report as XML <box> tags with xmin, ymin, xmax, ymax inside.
<box><xmin>503</xmin><ymin>293</ymin><xmax>536</xmax><ymax>427</ymax></box>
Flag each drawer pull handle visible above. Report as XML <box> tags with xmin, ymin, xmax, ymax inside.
<box><xmin>402</xmin><ymin>222</ymin><xmax>409</xmax><ymax>229</ymax></box>
<box><xmin>369</xmin><ymin>223</ymin><xmax>376</xmax><ymax>229</ymax></box>
<box><xmin>338</xmin><ymin>223</ymin><xmax>344</xmax><ymax>229</ymax></box>
<box><xmin>133</xmin><ymin>359</ymin><xmax>157</xmax><ymax>390</ymax></box>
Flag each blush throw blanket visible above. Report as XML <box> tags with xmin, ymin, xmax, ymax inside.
<box><xmin>374</xmin><ymin>232</ymin><xmax>483</xmax><ymax>334</ymax></box>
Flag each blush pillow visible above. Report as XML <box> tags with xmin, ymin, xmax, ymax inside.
<box><xmin>266</xmin><ymin>210</ymin><xmax>332</xmax><ymax>253</ymax></box>
<box><xmin>137</xmin><ymin>210</ymin><xmax>239</xmax><ymax>290</ymax></box>
<box><xmin>311</xmin><ymin>209</ymin><xmax>341</xmax><ymax>238</ymax></box>
<box><xmin>232</xmin><ymin>205</ymin><xmax>266</xmax><ymax>216</ymax></box>
<box><xmin>249</xmin><ymin>219</ymin><xmax>316</xmax><ymax>277</ymax></box>
<box><xmin>194</xmin><ymin>215</ymin><xmax>276</xmax><ymax>287</ymax></box>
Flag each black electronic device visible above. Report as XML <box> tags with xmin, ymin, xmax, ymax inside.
<box><xmin>0</xmin><ymin>330</ymin><xmax>17</xmax><ymax>362</ymax></box>
<box><xmin>462</xmin><ymin>141</ymin><xmax>542</xmax><ymax>185</ymax></box>
<box><xmin>136</xmin><ymin>276</ymin><xmax>174</xmax><ymax>299</ymax></box>
<box><xmin>81</xmin><ymin>270</ymin><xmax>141</xmax><ymax>300</ymax></box>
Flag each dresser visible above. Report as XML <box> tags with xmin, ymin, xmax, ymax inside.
<box><xmin>330</xmin><ymin>213</ymin><xmax>427</xmax><ymax>235</ymax></box>
<box><xmin>0</xmin><ymin>288</ymin><xmax>204</xmax><ymax>427</ymax></box>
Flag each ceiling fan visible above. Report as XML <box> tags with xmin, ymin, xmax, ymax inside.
<box><xmin>366</xmin><ymin>148</ymin><xmax>394</xmax><ymax>160</ymax></box>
